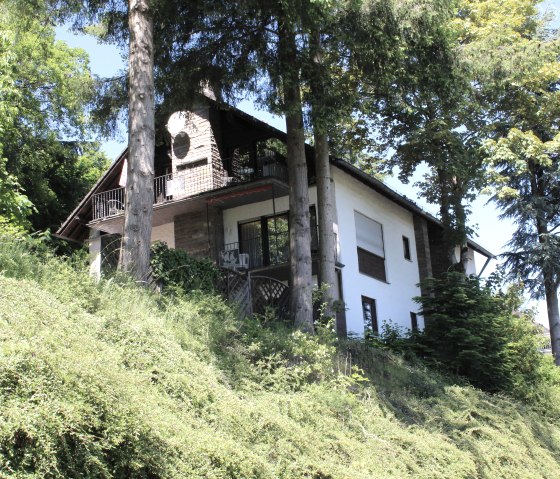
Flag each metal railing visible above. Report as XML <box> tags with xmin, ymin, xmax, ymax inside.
<box><xmin>92</xmin><ymin>187</ymin><xmax>125</xmax><ymax>220</ymax></box>
<box><xmin>221</xmin><ymin>227</ymin><xmax>325</xmax><ymax>270</ymax></box>
<box><xmin>226</xmin><ymin>151</ymin><xmax>289</xmax><ymax>184</ymax></box>
<box><xmin>92</xmin><ymin>168</ymin><xmax>227</xmax><ymax>220</ymax></box>
<box><xmin>92</xmin><ymin>153</ymin><xmax>288</xmax><ymax>221</ymax></box>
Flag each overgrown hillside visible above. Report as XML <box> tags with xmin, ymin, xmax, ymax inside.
<box><xmin>1</xmin><ymin>240</ymin><xmax>560</xmax><ymax>478</ymax></box>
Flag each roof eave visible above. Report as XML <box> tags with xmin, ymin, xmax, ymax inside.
<box><xmin>330</xmin><ymin>158</ymin><xmax>495</xmax><ymax>260</ymax></box>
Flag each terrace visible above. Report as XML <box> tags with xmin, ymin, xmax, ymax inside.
<box><xmin>91</xmin><ymin>151</ymin><xmax>288</xmax><ymax>221</ymax></box>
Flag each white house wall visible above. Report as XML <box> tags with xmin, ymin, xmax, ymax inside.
<box><xmin>453</xmin><ymin>245</ymin><xmax>477</xmax><ymax>276</ymax></box>
<box><xmin>222</xmin><ymin>186</ymin><xmax>319</xmax><ymax>245</ymax></box>
<box><xmin>332</xmin><ymin>166</ymin><xmax>423</xmax><ymax>336</ymax></box>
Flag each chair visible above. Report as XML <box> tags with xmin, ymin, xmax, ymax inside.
<box><xmin>219</xmin><ymin>249</ymin><xmax>239</xmax><ymax>269</ymax></box>
<box><xmin>237</xmin><ymin>253</ymin><xmax>249</xmax><ymax>270</ymax></box>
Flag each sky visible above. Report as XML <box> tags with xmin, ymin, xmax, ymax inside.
<box><xmin>55</xmin><ymin>0</ymin><xmax>560</xmax><ymax>325</ymax></box>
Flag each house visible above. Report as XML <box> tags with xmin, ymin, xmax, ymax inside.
<box><xmin>56</xmin><ymin>98</ymin><xmax>493</xmax><ymax>336</ymax></box>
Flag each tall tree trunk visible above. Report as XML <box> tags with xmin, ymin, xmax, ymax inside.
<box><xmin>436</xmin><ymin>165</ymin><xmax>469</xmax><ymax>274</ymax></box>
<box><xmin>119</xmin><ymin>0</ymin><xmax>155</xmax><ymax>283</ymax></box>
<box><xmin>314</xmin><ymin>129</ymin><xmax>337</xmax><ymax>318</ymax></box>
<box><xmin>436</xmin><ymin>167</ymin><xmax>458</xmax><ymax>272</ymax></box>
<box><xmin>544</xmin><ymin>279</ymin><xmax>560</xmax><ymax>365</ymax></box>
<box><xmin>279</xmin><ymin>18</ymin><xmax>314</xmax><ymax>333</ymax></box>
<box><xmin>451</xmin><ymin>180</ymin><xmax>469</xmax><ymax>272</ymax></box>
<box><xmin>536</xmin><ymin>199</ymin><xmax>560</xmax><ymax>365</ymax></box>
<box><xmin>310</xmin><ymin>30</ymin><xmax>337</xmax><ymax>322</ymax></box>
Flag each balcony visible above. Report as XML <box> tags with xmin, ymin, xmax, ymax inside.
<box><xmin>91</xmin><ymin>152</ymin><xmax>288</xmax><ymax>221</ymax></box>
<box><xmin>219</xmin><ymin>228</ymin><xmax>337</xmax><ymax>272</ymax></box>
<box><xmin>92</xmin><ymin>174</ymin><xmax>173</xmax><ymax>220</ymax></box>
<box><xmin>221</xmin><ymin>231</ymin><xmax>291</xmax><ymax>270</ymax></box>
<box><xmin>227</xmin><ymin>150</ymin><xmax>288</xmax><ymax>184</ymax></box>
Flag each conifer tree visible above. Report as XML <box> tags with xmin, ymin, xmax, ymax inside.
<box><xmin>118</xmin><ymin>0</ymin><xmax>155</xmax><ymax>282</ymax></box>
<box><xmin>461</xmin><ymin>0</ymin><xmax>560</xmax><ymax>363</ymax></box>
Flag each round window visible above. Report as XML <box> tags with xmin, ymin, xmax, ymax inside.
<box><xmin>173</xmin><ymin>131</ymin><xmax>190</xmax><ymax>159</ymax></box>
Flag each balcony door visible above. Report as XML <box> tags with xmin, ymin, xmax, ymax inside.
<box><xmin>238</xmin><ymin>207</ymin><xmax>317</xmax><ymax>269</ymax></box>
<box><xmin>239</xmin><ymin>219</ymin><xmax>263</xmax><ymax>269</ymax></box>
<box><xmin>239</xmin><ymin>213</ymin><xmax>289</xmax><ymax>269</ymax></box>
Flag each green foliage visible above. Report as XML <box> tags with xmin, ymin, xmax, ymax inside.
<box><xmin>1</xmin><ymin>239</ymin><xmax>560</xmax><ymax>478</ymax></box>
<box><xmin>414</xmin><ymin>272</ymin><xmax>551</xmax><ymax>397</ymax></box>
<box><xmin>367</xmin><ymin>321</ymin><xmax>414</xmax><ymax>355</ymax></box>
<box><xmin>0</xmin><ymin>158</ymin><xmax>34</xmax><ymax>233</ymax></box>
<box><xmin>458</xmin><ymin>0</ymin><xmax>560</xmax><ymax>301</ymax></box>
<box><xmin>150</xmin><ymin>241</ymin><xmax>220</xmax><ymax>294</ymax></box>
<box><xmin>0</xmin><ymin>1</ymin><xmax>106</xmax><ymax>233</ymax></box>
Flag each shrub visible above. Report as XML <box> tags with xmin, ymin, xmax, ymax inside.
<box><xmin>150</xmin><ymin>241</ymin><xmax>219</xmax><ymax>294</ymax></box>
<box><xmin>414</xmin><ymin>272</ymin><xmax>549</xmax><ymax>397</ymax></box>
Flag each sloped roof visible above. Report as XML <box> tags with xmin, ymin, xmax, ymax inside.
<box><xmin>56</xmin><ymin>99</ymin><xmax>495</xmax><ymax>259</ymax></box>
<box><xmin>56</xmin><ymin>148</ymin><xmax>127</xmax><ymax>242</ymax></box>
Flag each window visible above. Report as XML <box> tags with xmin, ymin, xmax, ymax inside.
<box><xmin>362</xmin><ymin>296</ymin><xmax>378</xmax><ymax>336</ymax></box>
<box><xmin>403</xmin><ymin>236</ymin><xmax>411</xmax><ymax>261</ymax></box>
<box><xmin>355</xmin><ymin>212</ymin><xmax>386</xmax><ymax>282</ymax></box>
<box><xmin>239</xmin><ymin>207</ymin><xmax>317</xmax><ymax>269</ymax></box>
<box><xmin>410</xmin><ymin>312</ymin><xmax>418</xmax><ymax>332</ymax></box>
<box><xmin>173</xmin><ymin>131</ymin><xmax>190</xmax><ymax>159</ymax></box>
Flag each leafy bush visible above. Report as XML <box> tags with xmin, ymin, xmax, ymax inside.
<box><xmin>414</xmin><ymin>272</ymin><xmax>551</xmax><ymax>397</ymax></box>
<box><xmin>367</xmin><ymin>321</ymin><xmax>414</xmax><ymax>354</ymax></box>
<box><xmin>150</xmin><ymin>241</ymin><xmax>219</xmax><ymax>294</ymax></box>
<box><xmin>1</xmin><ymin>239</ymin><xmax>560</xmax><ymax>478</ymax></box>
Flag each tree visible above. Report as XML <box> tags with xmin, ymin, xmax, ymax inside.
<box><xmin>415</xmin><ymin>272</ymin><xmax>548</xmax><ymax>396</ymax></box>
<box><xmin>485</xmin><ymin>132</ymin><xmax>560</xmax><ymax>364</ymax></box>
<box><xmin>457</xmin><ymin>0</ymin><xmax>560</xmax><ymax>364</ymax></box>
<box><xmin>277</xmin><ymin>9</ymin><xmax>314</xmax><ymax>332</ymax></box>
<box><xmin>368</xmin><ymin>0</ymin><xmax>483</xmax><ymax>272</ymax></box>
<box><xmin>0</xmin><ymin>159</ymin><xmax>34</xmax><ymax>235</ymax></box>
<box><xmin>152</xmin><ymin>0</ymin><xmax>316</xmax><ymax>330</ymax></box>
<box><xmin>118</xmin><ymin>0</ymin><xmax>156</xmax><ymax>283</ymax></box>
<box><xmin>0</xmin><ymin>1</ymin><xmax>104</xmax><ymax>233</ymax></box>
<box><xmin>305</xmin><ymin>4</ymin><xmax>354</xmax><ymax>321</ymax></box>
<box><xmin>3</xmin><ymin>136</ymin><xmax>108</xmax><ymax>231</ymax></box>
<box><xmin>56</xmin><ymin>0</ymin><xmax>157</xmax><ymax>282</ymax></box>
<box><xmin>302</xmin><ymin>0</ymin><xmax>406</xmax><ymax>318</ymax></box>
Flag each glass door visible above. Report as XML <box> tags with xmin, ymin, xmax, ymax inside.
<box><xmin>239</xmin><ymin>220</ymin><xmax>263</xmax><ymax>268</ymax></box>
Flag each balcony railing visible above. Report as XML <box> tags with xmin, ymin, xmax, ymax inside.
<box><xmin>220</xmin><ymin>228</ymin><xmax>330</xmax><ymax>270</ymax></box>
<box><xmin>221</xmin><ymin>232</ymin><xmax>290</xmax><ymax>270</ymax></box>
<box><xmin>92</xmin><ymin>154</ymin><xmax>288</xmax><ymax>221</ymax></box>
<box><xmin>226</xmin><ymin>151</ymin><xmax>289</xmax><ymax>184</ymax></box>
<box><xmin>92</xmin><ymin>187</ymin><xmax>125</xmax><ymax>220</ymax></box>
<box><xmin>92</xmin><ymin>174</ymin><xmax>174</xmax><ymax>220</ymax></box>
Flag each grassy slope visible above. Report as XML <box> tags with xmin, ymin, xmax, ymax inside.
<box><xmin>1</xmin><ymin>241</ymin><xmax>560</xmax><ymax>478</ymax></box>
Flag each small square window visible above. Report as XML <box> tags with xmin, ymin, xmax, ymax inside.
<box><xmin>402</xmin><ymin>236</ymin><xmax>411</xmax><ymax>261</ymax></box>
<box><xmin>362</xmin><ymin>296</ymin><xmax>378</xmax><ymax>336</ymax></box>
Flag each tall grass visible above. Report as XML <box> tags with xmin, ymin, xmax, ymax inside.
<box><xmin>1</xmin><ymin>238</ymin><xmax>560</xmax><ymax>478</ymax></box>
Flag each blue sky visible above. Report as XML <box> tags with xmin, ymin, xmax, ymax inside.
<box><xmin>55</xmin><ymin>2</ymin><xmax>560</xmax><ymax>324</ymax></box>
